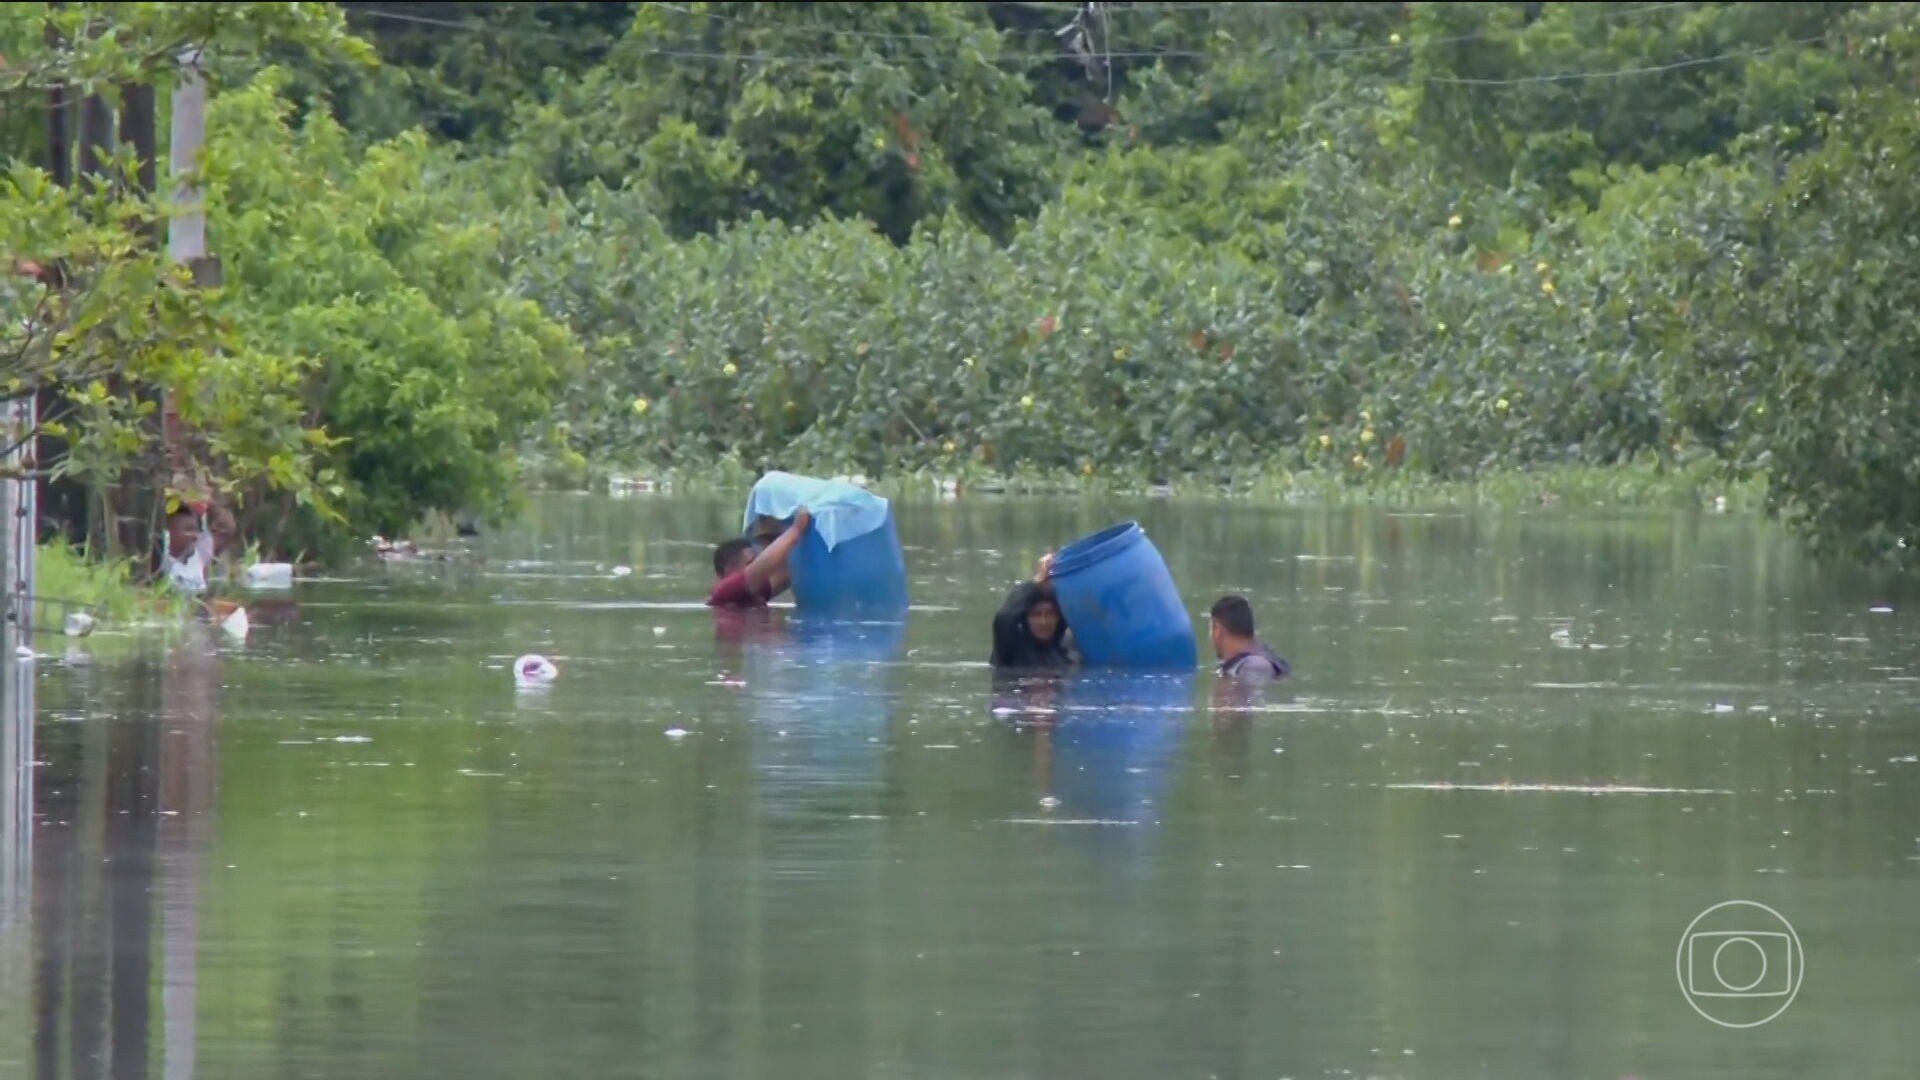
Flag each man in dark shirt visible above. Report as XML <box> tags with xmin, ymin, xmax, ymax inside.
<box><xmin>1208</xmin><ymin>594</ymin><xmax>1291</xmax><ymax>683</ymax></box>
<box><xmin>708</xmin><ymin>509</ymin><xmax>811</xmax><ymax>609</ymax></box>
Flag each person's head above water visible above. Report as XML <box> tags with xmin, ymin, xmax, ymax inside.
<box><xmin>713</xmin><ymin>537</ymin><xmax>756</xmax><ymax>579</ymax></box>
<box><xmin>1022</xmin><ymin>587</ymin><xmax>1063</xmax><ymax>645</ymax></box>
<box><xmin>1209</xmin><ymin>593</ymin><xmax>1291</xmax><ymax>681</ymax></box>
<box><xmin>165</xmin><ymin>506</ymin><xmax>201</xmax><ymax>560</ymax></box>
<box><xmin>1208</xmin><ymin>594</ymin><xmax>1258</xmax><ymax>657</ymax></box>
<box><xmin>706</xmin><ymin>509</ymin><xmax>811</xmax><ymax>610</ymax></box>
<box><xmin>991</xmin><ymin>580</ymin><xmax>1073</xmax><ymax>669</ymax></box>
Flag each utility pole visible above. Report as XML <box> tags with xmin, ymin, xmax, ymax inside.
<box><xmin>2</xmin><ymin>397</ymin><xmax>34</xmax><ymax>654</ymax></box>
<box><xmin>164</xmin><ymin>48</ymin><xmax>219</xmax><ymax>503</ymax></box>
<box><xmin>166</xmin><ymin>48</ymin><xmax>215</xmax><ymax>283</ymax></box>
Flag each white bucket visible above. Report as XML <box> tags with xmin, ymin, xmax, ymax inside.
<box><xmin>244</xmin><ymin>562</ymin><xmax>295</xmax><ymax>589</ymax></box>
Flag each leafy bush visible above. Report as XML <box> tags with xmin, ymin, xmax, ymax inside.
<box><xmin>204</xmin><ymin>74</ymin><xmax>582</xmax><ymax>553</ymax></box>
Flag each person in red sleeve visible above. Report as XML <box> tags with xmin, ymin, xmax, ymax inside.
<box><xmin>707</xmin><ymin>508</ymin><xmax>812</xmax><ymax>609</ymax></box>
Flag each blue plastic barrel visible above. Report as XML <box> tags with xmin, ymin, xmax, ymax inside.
<box><xmin>743</xmin><ymin>472</ymin><xmax>911</xmax><ymax>619</ymax></box>
<box><xmin>788</xmin><ymin>512</ymin><xmax>911</xmax><ymax>619</ymax></box>
<box><xmin>1048</xmin><ymin>520</ymin><xmax>1197</xmax><ymax>670</ymax></box>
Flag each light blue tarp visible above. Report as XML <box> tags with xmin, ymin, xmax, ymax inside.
<box><xmin>742</xmin><ymin>472</ymin><xmax>892</xmax><ymax>553</ymax></box>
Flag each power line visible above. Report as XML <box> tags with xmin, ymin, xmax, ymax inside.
<box><xmin>646</xmin><ymin>2</ymin><xmax>986</xmax><ymax>45</ymax></box>
<box><xmin>1426</xmin><ymin>32</ymin><xmax>1826</xmax><ymax>86</ymax></box>
<box><xmin>341</xmin><ymin>2</ymin><xmax>1843</xmax><ymax>87</ymax></box>
<box><xmin>345</xmin><ymin>7</ymin><xmax>1209</xmax><ymax>63</ymax></box>
<box><xmin>631</xmin><ymin>1</ymin><xmax>1703</xmax><ymax>63</ymax></box>
<box><xmin>1297</xmin><ymin>2</ymin><xmax>1701</xmax><ymax>60</ymax></box>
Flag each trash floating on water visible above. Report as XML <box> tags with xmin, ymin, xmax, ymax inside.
<box><xmin>244</xmin><ymin>562</ymin><xmax>294</xmax><ymax>589</ymax></box>
<box><xmin>219</xmin><ymin>604</ymin><xmax>249</xmax><ymax>639</ymax></box>
<box><xmin>514</xmin><ymin>654</ymin><xmax>558</xmax><ymax>687</ymax></box>
<box><xmin>1038</xmin><ymin>795</ymin><xmax>1062</xmax><ymax>809</ymax></box>
<box><xmin>653</xmin><ymin>626</ymin><xmax>667</xmax><ymax>636</ymax></box>
<box><xmin>1870</xmin><ymin>605</ymin><xmax>1894</xmax><ymax>614</ymax></box>
<box><xmin>608</xmin><ymin>476</ymin><xmax>670</xmax><ymax>497</ymax></box>
<box><xmin>664</xmin><ymin>727</ymin><xmax>689</xmax><ymax>739</ymax></box>
<box><xmin>64</xmin><ymin>612</ymin><xmax>96</xmax><ymax>638</ymax></box>
<box><xmin>612</xmin><ymin>566</ymin><xmax>633</xmax><ymax>578</ymax></box>
<box><xmin>332</xmin><ymin>736</ymin><xmax>372</xmax><ymax>744</ymax></box>
<box><xmin>1386</xmin><ymin>781</ymin><xmax>1734</xmax><ymax>795</ymax></box>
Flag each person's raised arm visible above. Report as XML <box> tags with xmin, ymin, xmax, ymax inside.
<box><xmin>743</xmin><ymin>508</ymin><xmax>811</xmax><ymax>595</ymax></box>
<box><xmin>207</xmin><ymin>499</ymin><xmax>239</xmax><ymax>559</ymax></box>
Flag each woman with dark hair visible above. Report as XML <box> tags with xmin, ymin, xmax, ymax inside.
<box><xmin>990</xmin><ymin>554</ymin><xmax>1078</xmax><ymax>670</ymax></box>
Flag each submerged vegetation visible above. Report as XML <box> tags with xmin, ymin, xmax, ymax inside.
<box><xmin>3</xmin><ymin>2</ymin><xmax>1918</xmax><ymax>568</ymax></box>
<box><xmin>29</xmin><ymin>540</ymin><xmax>190</xmax><ymax>630</ymax></box>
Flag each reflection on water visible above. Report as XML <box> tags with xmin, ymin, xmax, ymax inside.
<box><xmin>992</xmin><ymin>672</ymin><xmax>1194</xmax><ymax>824</ymax></box>
<box><xmin>8</xmin><ymin>631</ymin><xmax>222</xmax><ymax>1080</ymax></box>
<box><xmin>2</xmin><ymin>631</ymin><xmax>31</xmax><ymax>1078</ymax></box>
<box><xmin>2</xmin><ymin>496</ymin><xmax>1919</xmax><ymax>1079</ymax></box>
<box><xmin>747</xmin><ymin>615</ymin><xmax>906</xmax><ymax>820</ymax></box>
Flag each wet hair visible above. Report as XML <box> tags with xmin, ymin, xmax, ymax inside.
<box><xmin>991</xmin><ymin>581</ymin><xmax>1071</xmax><ymax>670</ymax></box>
<box><xmin>1209</xmin><ymin>594</ymin><xmax>1257</xmax><ymax>638</ymax></box>
<box><xmin>713</xmin><ymin>538</ymin><xmax>755</xmax><ymax>577</ymax></box>
<box><xmin>749</xmin><ymin>515</ymin><xmax>785</xmax><ymax>546</ymax></box>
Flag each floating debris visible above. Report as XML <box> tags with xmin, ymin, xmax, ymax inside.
<box><xmin>244</xmin><ymin>562</ymin><xmax>294</xmax><ymax>590</ymax></box>
<box><xmin>514</xmin><ymin>654</ymin><xmax>558</xmax><ymax>688</ymax></box>
<box><xmin>1386</xmin><ymin>781</ymin><xmax>1734</xmax><ymax>795</ymax></box>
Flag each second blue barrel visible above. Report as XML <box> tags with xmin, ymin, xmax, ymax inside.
<box><xmin>1048</xmin><ymin>520</ymin><xmax>1198</xmax><ymax>670</ymax></box>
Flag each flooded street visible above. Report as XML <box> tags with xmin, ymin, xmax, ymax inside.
<box><xmin>4</xmin><ymin>494</ymin><xmax>1918</xmax><ymax>1078</ymax></box>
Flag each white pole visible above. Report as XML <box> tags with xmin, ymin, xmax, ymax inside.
<box><xmin>161</xmin><ymin>51</ymin><xmax>211</xmax><ymax>1080</ymax></box>
<box><xmin>0</xmin><ymin>543</ymin><xmax>32</xmax><ymax>971</ymax></box>
<box><xmin>166</xmin><ymin>48</ymin><xmax>208</xmax><ymax>269</ymax></box>
<box><xmin>2</xmin><ymin>395</ymin><xmax>34</xmax><ymax>653</ymax></box>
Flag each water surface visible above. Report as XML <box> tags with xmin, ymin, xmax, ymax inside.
<box><xmin>4</xmin><ymin>495</ymin><xmax>1918</xmax><ymax>1078</ymax></box>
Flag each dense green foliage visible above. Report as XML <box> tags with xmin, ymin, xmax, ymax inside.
<box><xmin>3</xmin><ymin>2</ymin><xmax>569</xmax><ymax>562</ymax></box>
<box><xmin>205</xmin><ymin>74</ymin><xmax>579</xmax><ymax>549</ymax></box>
<box><xmin>6</xmin><ymin>2</ymin><xmax>1920</xmax><ymax>566</ymax></box>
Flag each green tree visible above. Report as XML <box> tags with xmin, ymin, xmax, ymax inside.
<box><xmin>509</xmin><ymin>1</ymin><xmax>1062</xmax><ymax>242</ymax></box>
<box><xmin>3</xmin><ymin>1</ymin><xmax>371</xmax><ymax>557</ymax></box>
<box><xmin>1634</xmin><ymin>7</ymin><xmax>1920</xmax><ymax>564</ymax></box>
<box><xmin>203</xmin><ymin>73</ymin><xmax>581</xmax><ymax>552</ymax></box>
